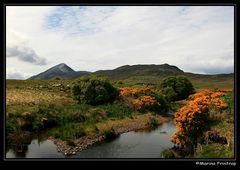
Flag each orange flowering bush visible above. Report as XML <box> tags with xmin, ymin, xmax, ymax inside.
<box><xmin>119</xmin><ymin>86</ymin><xmax>151</xmax><ymax>97</ymax></box>
<box><xmin>132</xmin><ymin>96</ymin><xmax>160</xmax><ymax>112</ymax></box>
<box><xmin>171</xmin><ymin>89</ymin><xmax>228</xmax><ymax>149</ymax></box>
<box><xmin>119</xmin><ymin>86</ymin><xmax>168</xmax><ymax>113</ymax></box>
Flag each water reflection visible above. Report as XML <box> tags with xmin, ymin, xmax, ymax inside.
<box><xmin>6</xmin><ymin>122</ymin><xmax>176</xmax><ymax>158</ymax></box>
<box><xmin>6</xmin><ymin>139</ymin><xmax>64</xmax><ymax>158</ymax></box>
<box><xmin>71</xmin><ymin>122</ymin><xmax>176</xmax><ymax>158</ymax></box>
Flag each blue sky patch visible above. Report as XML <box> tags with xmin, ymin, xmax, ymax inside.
<box><xmin>44</xmin><ymin>6</ymin><xmax>117</xmax><ymax>36</ymax></box>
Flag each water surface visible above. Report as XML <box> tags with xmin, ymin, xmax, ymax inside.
<box><xmin>6</xmin><ymin>121</ymin><xmax>176</xmax><ymax>158</ymax></box>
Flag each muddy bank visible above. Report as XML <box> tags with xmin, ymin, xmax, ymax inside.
<box><xmin>49</xmin><ymin>113</ymin><xmax>170</xmax><ymax>156</ymax></box>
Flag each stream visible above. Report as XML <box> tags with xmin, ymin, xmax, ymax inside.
<box><xmin>6</xmin><ymin>121</ymin><xmax>176</xmax><ymax>158</ymax></box>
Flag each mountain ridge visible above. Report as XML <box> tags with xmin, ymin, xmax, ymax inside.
<box><xmin>27</xmin><ymin>63</ymin><xmax>233</xmax><ymax>80</ymax></box>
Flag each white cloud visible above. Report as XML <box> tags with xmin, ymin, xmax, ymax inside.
<box><xmin>6</xmin><ymin>6</ymin><xmax>234</xmax><ymax>79</ymax></box>
<box><xmin>6</xmin><ymin>67</ymin><xmax>32</xmax><ymax>79</ymax></box>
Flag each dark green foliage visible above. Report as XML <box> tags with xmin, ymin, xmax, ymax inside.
<box><xmin>222</xmin><ymin>91</ymin><xmax>234</xmax><ymax>115</ymax></box>
<box><xmin>104</xmin><ymin>128</ymin><xmax>119</xmax><ymax>140</ymax></box>
<box><xmin>160</xmin><ymin>76</ymin><xmax>195</xmax><ymax>101</ymax></box>
<box><xmin>147</xmin><ymin>117</ymin><xmax>158</xmax><ymax>128</ymax></box>
<box><xmin>50</xmin><ymin>124</ymin><xmax>86</xmax><ymax>141</ymax></box>
<box><xmin>150</xmin><ymin>93</ymin><xmax>169</xmax><ymax>113</ymax></box>
<box><xmin>6</xmin><ymin>120</ymin><xmax>18</xmax><ymax>134</ymax></box>
<box><xmin>99</xmin><ymin>104</ymin><xmax>134</xmax><ymax>118</ymax></box>
<box><xmin>71</xmin><ymin>75</ymin><xmax>119</xmax><ymax>105</ymax></box>
<box><xmin>161</xmin><ymin>86</ymin><xmax>178</xmax><ymax>101</ymax></box>
<box><xmin>66</xmin><ymin>139</ymin><xmax>75</xmax><ymax>146</ymax></box>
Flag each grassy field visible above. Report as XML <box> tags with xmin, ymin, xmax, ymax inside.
<box><xmin>5</xmin><ymin>75</ymin><xmax>234</xmax><ymax>158</ymax></box>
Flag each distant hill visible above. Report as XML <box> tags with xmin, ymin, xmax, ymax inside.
<box><xmin>28</xmin><ymin>63</ymin><xmax>91</xmax><ymax>80</ymax></box>
<box><xmin>27</xmin><ymin>63</ymin><xmax>233</xmax><ymax>84</ymax></box>
<box><xmin>94</xmin><ymin>64</ymin><xmax>184</xmax><ymax>80</ymax></box>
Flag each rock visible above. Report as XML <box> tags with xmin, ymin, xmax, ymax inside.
<box><xmin>72</xmin><ymin>152</ymin><xmax>76</xmax><ymax>155</ymax></box>
<box><xmin>204</xmin><ymin>131</ymin><xmax>228</xmax><ymax>144</ymax></box>
<box><xmin>52</xmin><ymin>83</ymin><xmax>62</xmax><ymax>87</ymax></box>
<box><xmin>64</xmin><ymin>152</ymin><xmax>68</xmax><ymax>155</ymax></box>
<box><xmin>160</xmin><ymin>131</ymin><xmax>167</xmax><ymax>134</ymax></box>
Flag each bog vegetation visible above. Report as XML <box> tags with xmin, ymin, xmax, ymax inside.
<box><xmin>6</xmin><ymin>74</ymin><xmax>234</xmax><ymax>158</ymax></box>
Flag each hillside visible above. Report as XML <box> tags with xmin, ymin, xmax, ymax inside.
<box><xmin>28</xmin><ymin>63</ymin><xmax>91</xmax><ymax>80</ymax></box>
<box><xmin>27</xmin><ymin>63</ymin><xmax>234</xmax><ymax>90</ymax></box>
<box><xmin>94</xmin><ymin>64</ymin><xmax>184</xmax><ymax>80</ymax></box>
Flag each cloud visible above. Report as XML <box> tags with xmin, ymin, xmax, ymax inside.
<box><xmin>6</xmin><ymin>72</ymin><xmax>25</xmax><ymax>79</ymax></box>
<box><xmin>6</xmin><ymin>6</ymin><xmax>234</xmax><ymax>77</ymax></box>
<box><xmin>44</xmin><ymin>6</ymin><xmax>117</xmax><ymax>35</ymax></box>
<box><xmin>7</xmin><ymin>44</ymin><xmax>47</xmax><ymax>65</ymax></box>
<box><xmin>6</xmin><ymin>67</ymin><xmax>31</xmax><ymax>79</ymax></box>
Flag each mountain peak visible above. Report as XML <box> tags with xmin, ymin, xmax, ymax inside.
<box><xmin>53</xmin><ymin>63</ymin><xmax>74</xmax><ymax>71</ymax></box>
<box><xmin>58</xmin><ymin>63</ymin><xmax>68</xmax><ymax>67</ymax></box>
<box><xmin>28</xmin><ymin>63</ymin><xmax>90</xmax><ymax>80</ymax></box>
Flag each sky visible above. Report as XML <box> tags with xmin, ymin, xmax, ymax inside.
<box><xmin>6</xmin><ymin>6</ymin><xmax>234</xmax><ymax>79</ymax></box>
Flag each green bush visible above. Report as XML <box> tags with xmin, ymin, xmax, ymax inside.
<box><xmin>6</xmin><ymin>120</ymin><xmax>18</xmax><ymax>134</ymax></box>
<box><xmin>149</xmin><ymin>92</ymin><xmax>169</xmax><ymax>113</ymax></box>
<box><xmin>160</xmin><ymin>76</ymin><xmax>195</xmax><ymax>102</ymax></box>
<box><xmin>161</xmin><ymin>86</ymin><xmax>178</xmax><ymax>102</ymax></box>
<box><xmin>71</xmin><ymin>76</ymin><xmax>119</xmax><ymax>105</ymax></box>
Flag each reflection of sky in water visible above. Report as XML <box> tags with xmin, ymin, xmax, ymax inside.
<box><xmin>6</xmin><ymin>139</ymin><xmax>64</xmax><ymax>158</ymax></box>
<box><xmin>73</xmin><ymin>122</ymin><xmax>176</xmax><ymax>158</ymax></box>
<box><xmin>6</xmin><ymin>122</ymin><xmax>176</xmax><ymax>158</ymax></box>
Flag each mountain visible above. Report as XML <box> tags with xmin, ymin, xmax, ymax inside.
<box><xmin>28</xmin><ymin>63</ymin><xmax>233</xmax><ymax>82</ymax></box>
<box><xmin>28</xmin><ymin>63</ymin><xmax>91</xmax><ymax>80</ymax></box>
<box><xmin>93</xmin><ymin>64</ymin><xmax>184</xmax><ymax>80</ymax></box>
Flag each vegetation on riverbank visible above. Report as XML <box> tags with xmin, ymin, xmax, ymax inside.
<box><xmin>6</xmin><ymin>76</ymin><xmax>172</xmax><ymax>148</ymax></box>
<box><xmin>194</xmin><ymin>91</ymin><xmax>234</xmax><ymax>158</ymax></box>
<box><xmin>170</xmin><ymin>90</ymin><xmax>234</xmax><ymax>158</ymax></box>
<box><xmin>6</xmin><ymin>74</ymin><xmax>234</xmax><ymax>158</ymax></box>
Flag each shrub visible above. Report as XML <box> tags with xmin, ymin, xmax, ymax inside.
<box><xmin>119</xmin><ymin>86</ymin><xmax>169</xmax><ymax>114</ymax></box>
<box><xmin>71</xmin><ymin>75</ymin><xmax>119</xmax><ymax>105</ymax></box>
<box><xmin>161</xmin><ymin>86</ymin><xmax>178</xmax><ymax>102</ymax></box>
<box><xmin>160</xmin><ymin>76</ymin><xmax>195</xmax><ymax>102</ymax></box>
<box><xmin>171</xmin><ymin>89</ymin><xmax>228</xmax><ymax>151</ymax></box>
<box><xmin>149</xmin><ymin>92</ymin><xmax>169</xmax><ymax>113</ymax></box>
<box><xmin>119</xmin><ymin>86</ymin><xmax>151</xmax><ymax>97</ymax></box>
<box><xmin>6</xmin><ymin>120</ymin><xmax>18</xmax><ymax>134</ymax></box>
<box><xmin>132</xmin><ymin>96</ymin><xmax>160</xmax><ymax>113</ymax></box>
